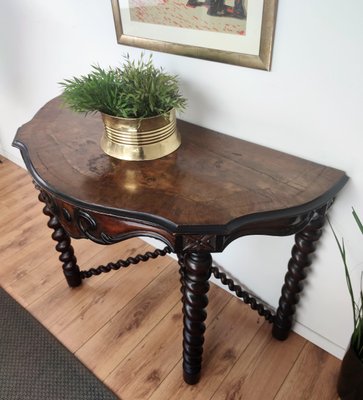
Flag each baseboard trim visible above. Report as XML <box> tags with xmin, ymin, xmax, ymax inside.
<box><xmin>292</xmin><ymin>321</ymin><xmax>346</xmax><ymax>360</ymax></box>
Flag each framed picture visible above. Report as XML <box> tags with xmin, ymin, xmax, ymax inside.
<box><xmin>111</xmin><ymin>0</ymin><xmax>278</xmax><ymax>71</ymax></box>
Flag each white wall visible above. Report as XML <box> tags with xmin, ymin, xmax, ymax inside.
<box><xmin>1</xmin><ymin>0</ymin><xmax>363</xmax><ymax>359</ymax></box>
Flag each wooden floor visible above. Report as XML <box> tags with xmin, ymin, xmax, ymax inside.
<box><xmin>0</xmin><ymin>156</ymin><xmax>341</xmax><ymax>400</ymax></box>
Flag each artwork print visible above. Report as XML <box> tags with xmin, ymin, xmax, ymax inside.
<box><xmin>128</xmin><ymin>0</ymin><xmax>248</xmax><ymax>37</ymax></box>
<box><xmin>112</xmin><ymin>0</ymin><xmax>278</xmax><ymax>70</ymax></box>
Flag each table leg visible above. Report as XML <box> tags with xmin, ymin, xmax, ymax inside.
<box><xmin>182</xmin><ymin>252</ymin><xmax>212</xmax><ymax>385</ymax></box>
<box><xmin>272</xmin><ymin>211</ymin><xmax>325</xmax><ymax>340</ymax></box>
<box><xmin>39</xmin><ymin>193</ymin><xmax>82</xmax><ymax>288</ymax></box>
<box><xmin>178</xmin><ymin>253</ymin><xmax>186</xmax><ymax>298</ymax></box>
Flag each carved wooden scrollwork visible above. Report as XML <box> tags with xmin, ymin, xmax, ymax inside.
<box><xmin>73</xmin><ymin>208</ymin><xmax>174</xmax><ymax>247</ymax></box>
<box><xmin>32</xmin><ymin>189</ymin><xmax>175</xmax><ymax>249</ymax></box>
<box><xmin>62</xmin><ymin>207</ymin><xmax>72</xmax><ymax>222</ymax></box>
<box><xmin>75</xmin><ymin>209</ymin><xmax>104</xmax><ymax>243</ymax></box>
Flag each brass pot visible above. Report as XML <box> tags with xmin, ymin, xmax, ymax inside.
<box><xmin>100</xmin><ymin>109</ymin><xmax>181</xmax><ymax>161</ymax></box>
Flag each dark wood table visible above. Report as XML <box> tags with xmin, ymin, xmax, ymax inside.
<box><xmin>13</xmin><ymin>97</ymin><xmax>348</xmax><ymax>385</ymax></box>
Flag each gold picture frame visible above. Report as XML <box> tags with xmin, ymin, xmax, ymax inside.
<box><xmin>111</xmin><ymin>0</ymin><xmax>278</xmax><ymax>71</ymax></box>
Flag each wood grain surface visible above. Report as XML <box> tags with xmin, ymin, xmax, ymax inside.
<box><xmin>13</xmin><ymin>97</ymin><xmax>348</xmax><ymax>229</ymax></box>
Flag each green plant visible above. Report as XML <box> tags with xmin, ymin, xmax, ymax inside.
<box><xmin>330</xmin><ymin>208</ymin><xmax>363</xmax><ymax>362</ymax></box>
<box><xmin>59</xmin><ymin>54</ymin><xmax>187</xmax><ymax>118</ymax></box>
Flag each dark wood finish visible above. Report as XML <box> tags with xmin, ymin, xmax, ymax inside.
<box><xmin>39</xmin><ymin>191</ymin><xmax>176</xmax><ymax>249</ymax></box>
<box><xmin>182</xmin><ymin>252</ymin><xmax>212</xmax><ymax>384</ymax></box>
<box><xmin>38</xmin><ymin>189</ymin><xmax>82</xmax><ymax>287</ymax></box>
<box><xmin>272</xmin><ymin>207</ymin><xmax>326</xmax><ymax>340</ymax></box>
<box><xmin>13</xmin><ymin>97</ymin><xmax>347</xmax><ymax>242</ymax></box>
<box><xmin>12</xmin><ymin>97</ymin><xmax>348</xmax><ymax>385</ymax></box>
<box><xmin>79</xmin><ymin>246</ymin><xmax>171</xmax><ymax>279</ymax></box>
<box><xmin>2</xmin><ymin>158</ymin><xmax>344</xmax><ymax>400</ymax></box>
<box><xmin>211</xmin><ymin>264</ymin><xmax>275</xmax><ymax>322</ymax></box>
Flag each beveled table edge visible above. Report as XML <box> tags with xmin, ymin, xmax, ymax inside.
<box><xmin>12</xmin><ymin>138</ymin><xmax>349</xmax><ymax>240</ymax></box>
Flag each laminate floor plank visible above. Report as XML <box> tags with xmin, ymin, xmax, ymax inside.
<box><xmin>211</xmin><ymin>324</ymin><xmax>305</xmax><ymax>400</ymax></box>
<box><xmin>149</xmin><ymin>296</ymin><xmax>265</xmax><ymax>400</ymax></box>
<box><xmin>104</xmin><ymin>284</ymin><xmax>230</xmax><ymax>400</ymax></box>
<box><xmin>0</xmin><ymin>213</ymin><xmax>49</xmax><ymax>262</ymax></box>
<box><xmin>0</xmin><ymin>161</ymin><xmax>28</xmax><ymax>188</ymax></box>
<box><xmin>0</xmin><ymin>183</ymin><xmax>40</xmax><ymax>215</ymax></box>
<box><xmin>3</xmin><ymin>236</ymin><xmax>107</xmax><ymax>306</ymax></box>
<box><xmin>54</xmin><ymin>247</ymin><xmax>172</xmax><ymax>352</ymax></box>
<box><xmin>0</xmin><ymin>229</ymin><xmax>50</xmax><ymax>281</ymax></box>
<box><xmin>28</xmin><ymin>240</ymin><xmax>161</xmax><ymax>350</ymax></box>
<box><xmin>26</xmin><ymin>240</ymin><xmax>149</xmax><ymax>327</ymax></box>
<box><xmin>76</xmin><ymin>263</ymin><xmax>182</xmax><ymax>380</ymax></box>
<box><xmin>0</xmin><ymin>170</ymin><xmax>31</xmax><ymax>198</ymax></box>
<box><xmin>0</xmin><ymin>202</ymin><xmax>42</xmax><ymax>233</ymax></box>
<box><xmin>274</xmin><ymin>342</ymin><xmax>340</xmax><ymax>400</ymax></box>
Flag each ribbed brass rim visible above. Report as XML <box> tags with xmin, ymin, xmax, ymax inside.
<box><xmin>103</xmin><ymin>118</ymin><xmax>176</xmax><ymax>146</ymax></box>
<box><xmin>100</xmin><ymin>109</ymin><xmax>181</xmax><ymax>161</ymax></box>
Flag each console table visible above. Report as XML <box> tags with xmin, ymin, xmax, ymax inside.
<box><xmin>13</xmin><ymin>97</ymin><xmax>348</xmax><ymax>385</ymax></box>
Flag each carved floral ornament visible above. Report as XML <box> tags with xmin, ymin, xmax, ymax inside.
<box><xmin>183</xmin><ymin>234</ymin><xmax>217</xmax><ymax>252</ymax></box>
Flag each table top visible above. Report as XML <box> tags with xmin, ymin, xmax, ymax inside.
<box><xmin>13</xmin><ymin>97</ymin><xmax>348</xmax><ymax>233</ymax></box>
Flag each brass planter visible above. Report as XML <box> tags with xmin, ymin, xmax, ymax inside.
<box><xmin>100</xmin><ymin>109</ymin><xmax>180</xmax><ymax>161</ymax></box>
